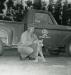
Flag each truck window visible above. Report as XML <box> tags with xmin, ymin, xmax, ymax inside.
<box><xmin>34</xmin><ymin>13</ymin><xmax>53</xmax><ymax>25</ymax></box>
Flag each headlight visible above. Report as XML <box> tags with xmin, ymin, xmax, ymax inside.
<box><xmin>0</xmin><ymin>29</ymin><xmax>8</xmax><ymax>45</ymax></box>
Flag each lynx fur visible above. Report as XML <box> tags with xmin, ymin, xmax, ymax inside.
<box><xmin>34</xmin><ymin>39</ymin><xmax>46</xmax><ymax>62</ymax></box>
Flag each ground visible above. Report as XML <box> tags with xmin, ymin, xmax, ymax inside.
<box><xmin>0</xmin><ymin>49</ymin><xmax>70</xmax><ymax>75</ymax></box>
<box><xmin>0</xmin><ymin>56</ymin><xmax>71</xmax><ymax>75</ymax></box>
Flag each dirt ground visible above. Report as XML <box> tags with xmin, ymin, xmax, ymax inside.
<box><xmin>0</xmin><ymin>56</ymin><xmax>70</xmax><ymax>75</ymax></box>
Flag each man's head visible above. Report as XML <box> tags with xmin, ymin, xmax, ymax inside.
<box><xmin>28</xmin><ymin>26</ymin><xmax>35</xmax><ymax>33</ymax></box>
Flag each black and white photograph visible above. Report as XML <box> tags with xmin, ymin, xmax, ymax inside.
<box><xmin>0</xmin><ymin>0</ymin><xmax>71</xmax><ymax>75</ymax></box>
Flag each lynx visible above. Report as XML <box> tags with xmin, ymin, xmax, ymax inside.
<box><xmin>34</xmin><ymin>39</ymin><xmax>46</xmax><ymax>62</ymax></box>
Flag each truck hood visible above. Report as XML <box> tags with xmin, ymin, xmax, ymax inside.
<box><xmin>35</xmin><ymin>23</ymin><xmax>71</xmax><ymax>31</ymax></box>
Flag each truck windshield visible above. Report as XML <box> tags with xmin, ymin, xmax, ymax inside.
<box><xmin>34</xmin><ymin>13</ymin><xmax>53</xmax><ymax>25</ymax></box>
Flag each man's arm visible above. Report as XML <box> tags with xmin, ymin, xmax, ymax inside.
<box><xmin>20</xmin><ymin>32</ymin><xmax>33</xmax><ymax>46</ymax></box>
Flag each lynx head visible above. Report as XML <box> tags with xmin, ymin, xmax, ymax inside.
<box><xmin>38</xmin><ymin>39</ymin><xmax>43</xmax><ymax>46</ymax></box>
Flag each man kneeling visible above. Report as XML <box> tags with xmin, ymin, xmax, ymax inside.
<box><xmin>18</xmin><ymin>26</ymin><xmax>46</xmax><ymax>62</ymax></box>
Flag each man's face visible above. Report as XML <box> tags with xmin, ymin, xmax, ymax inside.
<box><xmin>28</xmin><ymin>27</ymin><xmax>34</xmax><ymax>33</ymax></box>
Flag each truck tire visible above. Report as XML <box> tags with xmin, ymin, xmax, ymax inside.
<box><xmin>49</xmin><ymin>50</ymin><xmax>60</xmax><ymax>56</ymax></box>
<box><xmin>65</xmin><ymin>41</ymin><xmax>71</xmax><ymax>56</ymax></box>
<box><xmin>0</xmin><ymin>40</ymin><xmax>3</xmax><ymax>56</ymax></box>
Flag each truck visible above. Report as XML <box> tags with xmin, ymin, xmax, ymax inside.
<box><xmin>0</xmin><ymin>9</ymin><xmax>71</xmax><ymax>56</ymax></box>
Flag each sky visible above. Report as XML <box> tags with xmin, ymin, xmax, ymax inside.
<box><xmin>44</xmin><ymin>0</ymin><xmax>71</xmax><ymax>3</ymax></box>
<box><xmin>23</xmin><ymin>0</ymin><xmax>71</xmax><ymax>2</ymax></box>
<box><xmin>20</xmin><ymin>0</ymin><xmax>71</xmax><ymax>4</ymax></box>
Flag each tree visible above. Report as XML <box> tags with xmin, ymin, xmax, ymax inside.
<box><xmin>33</xmin><ymin>0</ymin><xmax>42</xmax><ymax>10</ymax></box>
<box><xmin>0</xmin><ymin>0</ymin><xmax>6</xmax><ymax>13</ymax></box>
<box><xmin>49</xmin><ymin>0</ymin><xmax>54</xmax><ymax>5</ymax></box>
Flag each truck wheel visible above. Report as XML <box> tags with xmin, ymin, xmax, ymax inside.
<box><xmin>65</xmin><ymin>41</ymin><xmax>71</xmax><ymax>56</ymax></box>
<box><xmin>0</xmin><ymin>45</ymin><xmax>3</xmax><ymax>56</ymax></box>
<box><xmin>49</xmin><ymin>50</ymin><xmax>60</xmax><ymax>56</ymax></box>
<box><xmin>0</xmin><ymin>40</ymin><xmax>3</xmax><ymax>56</ymax></box>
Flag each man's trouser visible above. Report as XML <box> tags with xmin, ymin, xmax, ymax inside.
<box><xmin>18</xmin><ymin>43</ymin><xmax>38</xmax><ymax>59</ymax></box>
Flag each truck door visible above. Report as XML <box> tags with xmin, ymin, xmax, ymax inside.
<box><xmin>33</xmin><ymin>12</ymin><xmax>66</xmax><ymax>49</ymax></box>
